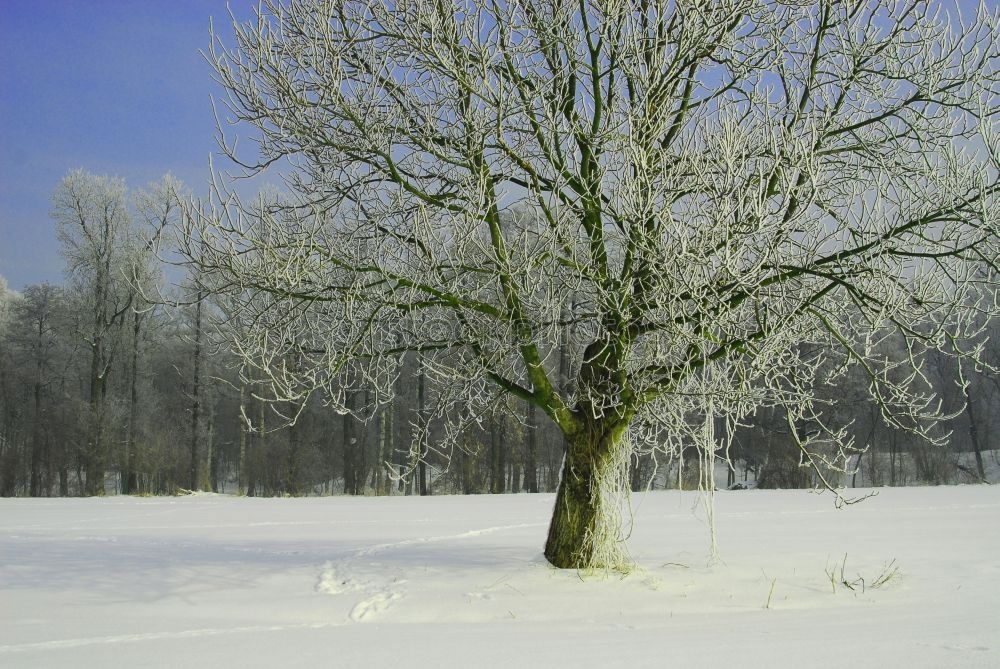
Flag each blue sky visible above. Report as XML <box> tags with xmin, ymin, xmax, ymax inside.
<box><xmin>0</xmin><ymin>0</ymin><xmax>244</xmax><ymax>289</ymax></box>
<box><xmin>0</xmin><ymin>0</ymin><xmax>989</xmax><ymax>291</ymax></box>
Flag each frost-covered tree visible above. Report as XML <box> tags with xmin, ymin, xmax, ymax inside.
<box><xmin>123</xmin><ymin>176</ymin><xmax>183</xmax><ymax>494</ymax></box>
<box><xmin>53</xmin><ymin>169</ymin><xmax>152</xmax><ymax>495</ymax></box>
<box><xmin>0</xmin><ymin>276</ymin><xmax>22</xmax><ymax>495</ymax></box>
<box><xmin>9</xmin><ymin>284</ymin><xmax>65</xmax><ymax>496</ymax></box>
<box><xmin>183</xmin><ymin>0</ymin><xmax>1000</xmax><ymax>568</ymax></box>
<box><xmin>0</xmin><ymin>276</ymin><xmax>15</xmax><ymax>334</ymax></box>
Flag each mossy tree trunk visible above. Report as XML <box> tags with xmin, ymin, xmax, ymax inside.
<box><xmin>544</xmin><ymin>420</ymin><xmax>628</xmax><ymax>570</ymax></box>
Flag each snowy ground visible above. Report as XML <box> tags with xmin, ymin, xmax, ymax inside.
<box><xmin>1</xmin><ymin>486</ymin><xmax>997</xmax><ymax>668</ymax></box>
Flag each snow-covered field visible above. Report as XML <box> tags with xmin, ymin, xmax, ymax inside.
<box><xmin>1</xmin><ymin>486</ymin><xmax>997</xmax><ymax>668</ymax></box>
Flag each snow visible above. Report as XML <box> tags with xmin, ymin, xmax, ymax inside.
<box><xmin>1</xmin><ymin>486</ymin><xmax>997</xmax><ymax>668</ymax></box>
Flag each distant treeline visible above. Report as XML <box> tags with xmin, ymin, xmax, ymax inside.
<box><xmin>0</xmin><ymin>171</ymin><xmax>996</xmax><ymax>497</ymax></box>
<box><xmin>2</xmin><ymin>270</ymin><xmax>994</xmax><ymax>498</ymax></box>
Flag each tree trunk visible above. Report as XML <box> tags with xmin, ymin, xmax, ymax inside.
<box><xmin>360</xmin><ymin>387</ymin><xmax>370</xmax><ymax>491</ymax></box>
<box><xmin>381</xmin><ymin>405</ymin><xmax>393</xmax><ymax>494</ymax></box>
<box><xmin>238</xmin><ymin>385</ymin><xmax>247</xmax><ymax>494</ymax></box>
<box><xmin>287</xmin><ymin>404</ymin><xmax>302</xmax><ymax>496</ymax></box>
<box><xmin>343</xmin><ymin>392</ymin><xmax>357</xmax><ymax>495</ymax></box>
<box><xmin>371</xmin><ymin>406</ymin><xmax>384</xmax><ymax>494</ymax></box>
<box><xmin>123</xmin><ymin>310</ymin><xmax>142</xmax><ymax>494</ymax></box>
<box><xmin>417</xmin><ymin>357</ymin><xmax>428</xmax><ymax>496</ymax></box>
<box><xmin>247</xmin><ymin>388</ymin><xmax>263</xmax><ymax>497</ymax></box>
<box><xmin>189</xmin><ymin>292</ymin><xmax>203</xmax><ymax>491</ymax></box>
<box><xmin>459</xmin><ymin>445</ymin><xmax>475</xmax><ymax>494</ymax></box>
<box><xmin>628</xmin><ymin>453</ymin><xmax>642</xmax><ymax>492</ymax></box>
<box><xmin>0</xmin><ymin>433</ymin><xmax>19</xmax><ymax>496</ymax></box>
<box><xmin>525</xmin><ymin>401</ymin><xmax>538</xmax><ymax>493</ymax></box>
<box><xmin>29</xmin><ymin>350</ymin><xmax>43</xmax><ymax>497</ymax></box>
<box><xmin>544</xmin><ymin>422</ymin><xmax>628</xmax><ymax>570</ymax></box>
<box><xmin>382</xmin><ymin>408</ymin><xmax>393</xmax><ymax>494</ymax></box>
<box><xmin>490</xmin><ymin>417</ymin><xmax>506</xmax><ymax>494</ymax></box>
<box><xmin>86</xmin><ymin>334</ymin><xmax>107</xmax><ymax>496</ymax></box>
<box><xmin>392</xmin><ymin>353</ymin><xmax>406</xmax><ymax>493</ymax></box>
<box><xmin>205</xmin><ymin>406</ymin><xmax>217</xmax><ymax>492</ymax></box>
<box><xmin>889</xmin><ymin>435</ymin><xmax>897</xmax><ymax>487</ymax></box>
<box><xmin>963</xmin><ymin>389</ymin><xmax>987</xmax><ymax>481</ymax></box>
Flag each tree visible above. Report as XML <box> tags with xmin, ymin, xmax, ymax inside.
<box><xmin>124</xmin><ymin>176</ymin><xmax>181</xmax><ymax>494</ymax></box>
<box><xmin>185</xmin><ymin>0</ymin><xmax>1000</xmax><ymax>568</ymax></box>
<box><xmin>0</xmin><ymin>276</ymin><xmax>15</xmax><ymax>332</ymax></box>
<box><xmin>0</xmin><ymin>277</ymin><xmax>23</xmax><ymax>496</ymax></box>
<box><xmin>53</xmin><ymin>170</ymin><xmax>139</xmax><ymax>495</ymax></box>
<box><xmin>10</xmin><ymin>284</ymin><xmax>64</xmax><ymax>495</ymax></box>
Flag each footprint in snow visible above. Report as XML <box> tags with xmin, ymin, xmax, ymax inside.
<box><xmin>316</xmin><ymin>562</ymin><xmax>360</xmax><ymax>595</ymax></box>
<box><xmin>317</xmin><ymin>561</ymin><xmax>405</xmax><ymax>622</ymax></box>
<box><xmin>349</xmin><ymin>590</ymin><xmax>402</xmax><ymax>622</ymax></box>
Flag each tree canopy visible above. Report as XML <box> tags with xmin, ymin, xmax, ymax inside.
<box><xmin>183</xmin><ymin>0</ymin><xmax>1000</xmax><ymax>568</ymax></box>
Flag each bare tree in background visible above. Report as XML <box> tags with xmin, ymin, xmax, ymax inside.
<box><xmin>54</xmin><ymin>170</ymin><xmax>141</xmax><ymax>495</ymax></box>
<box><xmin>0</xmin><ymin>277</ymin><xmax>15</xmax><ymax>332</ymax></box>
<box><xmin>124</xmin><ymin>177</ymin><xmax>182</xmax><ymax>494</ymax></box>
<box><xmin>182</xmin><ymin>0</ymin><xmax>999</xmax><ymax>568</ymax></box>
<box><xmin>0</xmin><ymin>283</ymin><xmax>29</xmax><ymax>496</ymax></box>
<box><xmin>11</xmin><ymin>285</ymin><xmax>63</xmax><ymax>496</ymax></box>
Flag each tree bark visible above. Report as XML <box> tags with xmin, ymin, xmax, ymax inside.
<box><xmin>206</xmin><ymin>405</ymin><xmax>217</xmax><ymax>492</ymax></box>
<box><xmin>85</xmin><ymin>333</ymin><xmax>107</xmax><ymax>496</ymax></box>
<box><xmin>964</xmin><ymin>394</ymin><xmax>986</xmax><ymax>481</ymax></box>
<box><xmin>371</xmin><ymin>406</ymin><xmax>384</xmax><ymax>494</ymax></box>
<box><xmin>417</xmin><ymin>359</ymin><xmax>428</xmax><ymax>496</ymax></box>
<box><xmin>188</xmin><ymin>292</ymin><xmax>203</xmax><ymax>491</ymax></box>
<box><xmin>889</xmin><ymin>434</ymin><xmax>897</xmax><ymax>487</ymax></box>
<box><xmin>343</xmin><ymin>391</ymin><xmax>358</xmax><ymax>495</ymax></box>
<box><xmin>123</xmin><ymin>310</ymin><xmax>142</xmax><ymax>494</ymax></box>
<box><xmin>247</xmin><ymin>388</ymin><xmax>263</xmax><ymax>497</ymax></box>
<box><xmin>381</xmin><ymin>404</ymin><xmax>394</xmax><ymax>494</ymax></box>
<box><xmin>238</xmin><ymin>384</ymin><xmax>247</xmax><ymax>494</ymax></box>
<box><xmin>29</xmin><ymin>324</ymin><xmax>44</xmax><ymax>496</ymax></box>
<box><xmin>544</xmin><ymin>421</ymin><xmax>627</xmax><ymax>569</ymax></box>
<box><xmin>490</xmin><ymin>417</ymin><xmax>506</xmax><ymax>494</ymax></box>
<box><xmin>459</xmin><ymin>445</ymin><xmax>475</xmax><ymax>494</ymax></box>
<box><xmin>85</xmin><ymin>240</ymin><xmax>120</xmax><ymax>496</ymax></box>
<box><xmin>525</xmin><ymin>401</ymin><xmax>538</xmax><ymax>493</ymax></box>
<box><xmin>287</xmin><ymin>402</ymin><xmax>302</xmax><ymax>496</ymax></box>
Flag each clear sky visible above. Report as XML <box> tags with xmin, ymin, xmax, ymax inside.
<box><xmin>0</xmin><ymin>0</ymin><xmax>244</xmax><ymax>290</ymax></box>
<box><xmin>0</xmin><ymin>0</ymin><xmax>989</xmax><ymax>291</ymax></box>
